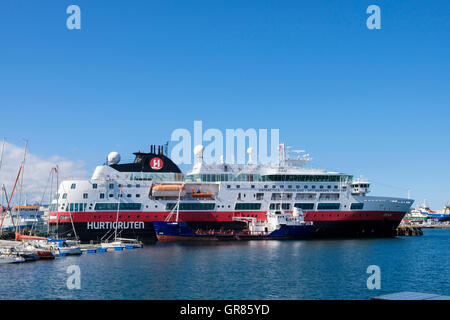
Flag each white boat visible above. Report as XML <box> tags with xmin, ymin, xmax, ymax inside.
<box><xmin>1</xmin><ymin>205</ymin><xmax>46</xmax><ymax>232</ymax></box>
<box><xmin>0</xmin><ymin>248</ymin><xmax>26</xmax><ymax>264</ymax></box>
<box><xmin>101</xmin><ymin>238</ymin><xmax>142</xmax><ymax>249</ymax></box>
<box><xmin>55</xmin><ymin>240</ymin><xmax>82</xmax><ymax>256</ymax></box>
<box><xmin>0</xmin><ymin>255</ymin><xmax>25</xmax><ymax>264</ymax></box>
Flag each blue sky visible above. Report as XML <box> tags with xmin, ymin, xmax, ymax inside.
<box><xmin>0</xmin><ymin>0</ymin><xmax>449</xmax><ymax>208</ymax></box>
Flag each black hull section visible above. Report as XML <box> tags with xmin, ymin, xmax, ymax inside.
<box><xmin>52</xmin><ymin>219</ymin><xmax>402</xmax><ymax>243</ymax></box>
<box><xmin>50</xmin><ymin>222</ymin><xmax>157</xmax><ymax>243</ymax></box>
<box><xmin>311</xmin><ymin>220</ymin><xmax>401</xmax><ymax>237</ymax></box>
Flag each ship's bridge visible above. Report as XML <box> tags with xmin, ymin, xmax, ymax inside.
<box><xmin>351</xmin><ymin>176</ymin><xmax>371</xmax><ymax>195</ymax></box>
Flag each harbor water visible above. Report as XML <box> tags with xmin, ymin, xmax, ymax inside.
<box><xmin>1</xmin><ymin>228</ymin><xmax>449</xmax><ymax>300</ymax></box>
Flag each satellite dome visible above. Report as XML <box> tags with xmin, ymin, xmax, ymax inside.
<box><xmin>194</xmin><ymin>145</ymin><xmax>204</xmax><ymax>157</ymax></box>
<box><xmin>108</xmin><ymin>152</ymin><xmax>121</xmax><ymax>165</ymax></box>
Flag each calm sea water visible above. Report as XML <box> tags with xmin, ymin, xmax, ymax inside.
<box><xmin>1</xmin><ymin>228</ymin><xmax>449</xmax><ymax>300</ymax></box>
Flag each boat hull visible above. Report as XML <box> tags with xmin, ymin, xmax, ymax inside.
<box><xmin>50</xmin><ymin>221</ymin><xmax>157</xmax><ymax>243</ymax></box>
<box><xmin>153</xmin><ymin>221</ymin><xmax>316</xmax><ymax>242</ymax></box>
<box><xmin>52</xmin><ymin>212</ymin><xmax>405</xmax><ymax>242</ymax></box>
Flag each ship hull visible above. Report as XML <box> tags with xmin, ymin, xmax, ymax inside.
<box><xmin>153</xmin><ymin>221</ymin><xmax>316</xmax><ymax>242</ymax></box>
<box><xmin>51</xmin><ymin>214</ymin><xmax>402</xmax><ymax>242</ymax></box>
<box><xmin>49</xmin><ymin>222</ymin><xmax>157</xmax><ymax>243</ymax></box>
<box><xmin>311</xmin><ymin>220</ymin><xmax>401</xmax><ymax>237</ymax></box>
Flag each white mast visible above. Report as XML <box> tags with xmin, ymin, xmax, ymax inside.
<box><xmin>16</xmin><ymin>140</ymin><xmax>28</xmax><ymax>233</ymax></box>
<box><xmin>114</xmin><ymin>185</ymin><xmax>122</xmax><ymax>241</ymax></box>
<box><xmin>0</xmin><ymin>138</ymin><xmax>5</xmax><ymax>173</ymax></box>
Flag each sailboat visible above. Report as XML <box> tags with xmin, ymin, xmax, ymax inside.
<box><xmin>100</xmin><ymin>187</ymin><xmax>142</xmax><ymax>250</ymax></box>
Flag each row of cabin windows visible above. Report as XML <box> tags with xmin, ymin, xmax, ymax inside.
<box><xmin>62</xmin><ymin>203</ymin><xmax>87</xmax><ymax>212</ymax></box>
<box><xmin>70</xmin><ymin>184</ymin><xmax>142</xmax><ymax>190</ymax></box>
<box><xmin>269</xmin><ymin>203</ymin><xmax>292</xmax><ymax>210</ymax></box>
<box><xmin>100</xmin><ymin>193</ymin><xmax>141</xmax><ymax>199</ymax></box>
<box><xmin>262</xmin><ymin>175</ymin><xmax>352</xmax><ymax>182</ymax></box>
<box><xmin>94</xmin><ymin>203</ymin><xmax>142</xmax><ymax>211</ymax></box>
<box><xmin>268</xmin><ymin>203</ymin><xmax>361</xmax><ymax>211</ymax></box>
<box><xmin>317</xmin><ymin>203</ymin><xmax>341</xmax><ymax>210</ymax></box>
<box><xmin>52</xmin><ymin>201</ymin><xmax>363</xmax><ymax>212</ymax></box>
<box><xmin>268</xmin><ymin>203</ymin><xmax>342</xmax><ymax>210</ymax></box>
<box><xmin>235</xmin><ymin>203</ymin><xmax>262</xmax><ymax>210</ymax></box>
<box><xmin>188</xmin><ymin>174</ymin><xmax>351</xmax><ymax>183</ymax></box>
<box><xmin>165</xmin><ymin>203</ymin><xmax>216</xmax><ymax>211</ymax></box>
<box><xmin>227</xmin><ymin>184</ymin><xmax>339</xmax><ymax>190</ymax></box>
<box><xmin>62</xmin><ymin>193</ymin><xmax>141</xmax><ymax>200</ymax></box>
<box><xmin>350</xmin><ymin>203</ymin><xmax>364</xmax><ymax>210</ymax></box>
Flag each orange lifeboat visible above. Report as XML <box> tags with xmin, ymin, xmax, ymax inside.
<box><xmin>191</xmin><ymin>188</ymin><xmax>214</xmax><ymax>198</ymax></box>
<box><xmin>152</xmin><ymin>184</ymin><xmax>185</xmax><ymax>197</ymax></box>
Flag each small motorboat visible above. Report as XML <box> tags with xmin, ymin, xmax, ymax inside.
<box><xmin>47</xmin><ymin>238</ymin><xmax>82</xmax><ymax>256</ymax></box>
<box><xmin>101</xmin><ymin>238</ymin><xmax>142</xmax><ymax>249</ymax></box>
<box><xmin>0</xmin><ymin>255</ymin><xmax>25</xmax><ymax>264</ymax></box>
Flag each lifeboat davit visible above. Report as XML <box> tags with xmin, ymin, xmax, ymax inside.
<box><xmin>152</xmin><ymin>184</ymin><xmax>186</xmax><ymax>197</ymax></box>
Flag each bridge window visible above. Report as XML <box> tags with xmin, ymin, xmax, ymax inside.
<box><xmin>71</xmin><ymin>184</ymin><xmax>76</xmax><ymax>189</ymax></box>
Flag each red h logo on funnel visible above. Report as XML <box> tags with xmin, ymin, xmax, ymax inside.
<box><xmin>150</xmin><ymin>157</ymin><xmax>163</xmax><ymax>170</ymax></box>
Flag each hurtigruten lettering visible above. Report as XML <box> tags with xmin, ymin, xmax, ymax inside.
<box><xmin>87</xmin><ymin>221</ymin><xmax>145</xmax><ymax>230</ymax></box>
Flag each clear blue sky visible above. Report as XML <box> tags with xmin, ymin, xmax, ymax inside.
<box><xmin>0</xmin><ymin>1</ymin><xmax>449</xmax><ymax>208</ymax></box>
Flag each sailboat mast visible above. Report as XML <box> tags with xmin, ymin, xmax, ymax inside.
<box><xmin>114</xmin><ymin>186</ymin><xmax>122</xmax><ymax>241</ymax></box>
<box><xmin>0</xmin><ymin>138</ymin><xmax>5</xmax><ymax>173</ymax></box>
<box><xmin>16</xmin><ymin>140</ymin><xmax>28</xmax><ymax>233</ymax></box>
<box><xmin>56</xmin><ymin>165</ymin><xmax>59</xmax><ymax>239</ymax></box>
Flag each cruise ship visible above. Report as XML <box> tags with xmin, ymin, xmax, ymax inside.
<box><xmin>48</xmin><ymin>144</ymin><xmax>414</xmax><ymax>242</ymax></box>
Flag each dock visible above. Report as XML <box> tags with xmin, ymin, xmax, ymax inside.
<box><xmin>396</xmin><ymin>225</ymin><xmax>423</xmax><ymax>236</ymax></box>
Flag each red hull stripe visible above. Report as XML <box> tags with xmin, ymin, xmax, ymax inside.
<box><xmin>49</xmin><ymin>210</ymin><xmax>406</xmax><ymax>223</ymax></box>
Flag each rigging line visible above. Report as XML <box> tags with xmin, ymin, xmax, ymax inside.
<box><xmin>59</xmin><ymin>175</ymin><xmax>79</xmax><ymax>241</ymax></box>
<box><xmin>39</xmin><ymin>168</ymin><xmax>54</xmax><ymax>208</ymax></box>
<box><xmin>0</xmin><ymin>165</ymin><xmax>22</xmax><ymax>231</ymax></box>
